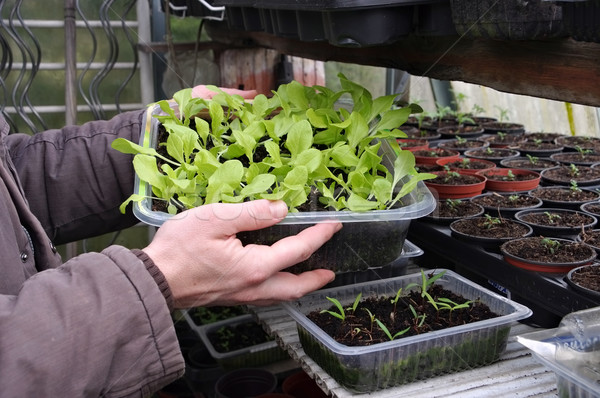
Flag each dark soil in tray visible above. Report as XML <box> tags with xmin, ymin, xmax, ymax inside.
<box><xmin>524</xmin><ymin>132</ymin><xmax>565</xmax><ymax>142</ymax></box>
<box><xmin>483</xmin><ymin>133</ymin><xmax>525</xmax><ymax>147</ymax></box>
<box><xmin>556</xmin><ymin>136</ymin><xmax>600</xmax><ymax>152</ymax></box>
<box><xmin>306</xmin><ymin>282</ymin><xmax>499</xmax><ymax>347</ymax></box>
<box><xmin>578</xmin><ymin>229</ymin><xmax>600</xmax><ymax>249</ymax></box>
<box><xmin>529</xmin><ymin>187</ymin><xmax>600</xmax><ymax>203</ymax></box>
<box><xmin>472</xmin><ymin>193</ymin><xmax>541</xmax><ymax>209</ymax></box>
<box><xmin>433</xmin><ymin>199</ymin><xmax>483</xmax><ymax>218</ymax></box>
<box><xmin>451</xmin><ymin>216</ymin><xmax>531</xmax><ymax>239</ymax></box>
<box><xmin>484</xmin><ymin>171</ymin><xmax>538</xmax><ymax>181</ymax></box>
<box><xmin>518</xmin><ymin>211</ymin><xmax>595</xmax><ymax>228</ymax></box>
<box><xmin>442</xmin><ymin>158</ymin><xmax>492</xmax><ymax>170</ymax></box>
<box><xmin>500</xmin><ymin>157</ymin><xmax>558</xmax><ymax>170</ymax></box>
<box><xmin>542</xmin><ymin>165</ymin><xmax>600</xmax><ymax>184</ymax></box>
<box><xmin>502</xmin><ymin>237</ymin><xmax>594</xmax><ymax>263</ymax></box>
<box><xmin>438</xmin><ymin>140</ymin><xmax>487</xmax><ymax>151</ymax></box>
<box><xmin>413</xmin><ymin>148</ymin><xmax>458</xmax><ymax>158</ymax></box>
<box><xmin>569</xmin><ymin>265</ymin><xmax>600</xmax><ymax>293</ymax></box>
<box><xmin>429</xmin><ymin>172</ymin><xmax>482</xmax><ymax>186</ymax></box>
<box><xmin>551</xmin><ymin>152</ymin><xmax>600</xmax><ymax>165</ymax></box>
<box><xmin>582</xmin><ymin>202</ymin><xmax>600</xmax><ymax>217</ymax></box>
<box><xmin>207</xmin><ymin>320</ymin><xmax>273</xmax><ymax>353</ymax></box>
<box><xmin>416</xmin><ymin>163</ymin><xmax>445</xmax><ymax>172</ymax></box>
<box><xmin>514</xmin><ymin>141</ymin><xmax>563</xmax><ymax>152</ymax></box>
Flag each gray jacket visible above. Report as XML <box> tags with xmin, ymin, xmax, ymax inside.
<box><xmin>0</xmin><ymin>111</ymin><xmax>184</xmax><ymax>397</ymax></box>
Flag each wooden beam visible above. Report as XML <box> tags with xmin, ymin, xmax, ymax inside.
<box><xmin>206</xmin><ymin>22</ymin><xmax>600</xmax><ymax>107</ymax></box>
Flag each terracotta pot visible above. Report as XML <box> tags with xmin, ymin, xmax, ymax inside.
<box><xmin>477</xmin><ymin>168</ymin><xmax>541</xmax><ymax>192</ymax></box>
<box><xmin>424</xmin><ymin>171</ymin><xmax>487</xmax><ymax>199</ymax></box>
<box><xmin>397</xmin><ymin>138</ymin><xmax>429</xmax><ymax>152</ymax></box>
<box><xmin>436</xmin><ymin>157</ymin><xmax>496</xmax><ymax>175</ymax></box>
<box><xmin>500</xmin><ymin>237</ymin><xmax>597</xmax><ymax>273</ymax></box>
<box><xmin>282</xmin><ymin>370</ymin><xmax>328</xmax><ymax>398</ymax></box>
<box><xmin>413</xmin><ymin>148</ymin><xmax>460</xmax><ymax>165</ymax></box>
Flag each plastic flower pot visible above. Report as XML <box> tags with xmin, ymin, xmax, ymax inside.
<box><xmin>514</xmin><ymin>208</ymin><xmax>598</xmax><ymax>238</ymax></box>
<box><xmin>282</xmin><ymin>370</ymin><xmax>328</xmax><ymax>398</ymax></box>
<box><xmin>214</xmin><ymin>368</ymin><xmax>277</xmax><ymax>398</ymax></box>
<box><xmin>477</xmin><ymin>168</ymin><xmax>541</xmax><ymax>192</ymax></box>
<box><xmin>470</xmin><ymin>192</ymin><xmax>543</xmax><ymax>219</ymax></box>
<box><xmin>412</xmin><ymin>147</ymin><xmax>461</xmax><ymax>165</ymax></box>
<box><xmin>424</xmin><ymin>171</ymin><xmax>487</xmax><ymax>199</ymax></box>
<box><xmin>397</xmin><ymin>138</ymin><xmax>429</xmax><ymax>152</ymax></box>
<box><xmin>500</xmin><ymin>237</ymin><xmax>597</xmax><ymax>273</ymax></box>
<box><xmin>281</xmin><ymin>269</ymin><xmax>532</xmax><ymax>393</ymax></box>
<box><xmin>436</xmin><ymin>157</ymin><xmax>496</xmax><ymax>175</ymax></box>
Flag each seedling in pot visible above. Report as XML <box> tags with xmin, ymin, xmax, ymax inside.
<box><xmin>569</xmin><ymin>163</ymin><xmax>580</xmax><ymax>177</ymax></box>
<box><xmin>508</xmin><ymin>194</ymin><xmax>520</xmax><ymax>201</ymax></box>
<box><xmin>495</xmin><ymin>106</ymin><xmax>510</xmax><ymax>123</ymax></box>
<box><xmin>320</xmin><ymin>293</ymin><xmax>362</xmax><ymax>322</ymax></box>
<box><xmin>459</xmin><ymin>158</ymin><xmax>472</xmax><ymax>168</ymax></box>
<box><xmin>570</xmin><ymin>179</ymin><xmax>582</xmax><ymax>194</ymax></box>
<box><xmin>575</xmin><ymin>145</ymin><xmax>593</xmax><ymax>157</ymax></box>
<box><xmin>437</xmin><ymin>298</ymin><xmax>474</xmax><ymax>322</ymax></box>
<box><xmin>526</xmin><ymin>154</ymin><xmax>539</xmax><ymax>165</ymax></box>
<box><xmin>503</xmin><ymin>170</ymin><xmax>516</xmax><ymax>181</ymax></box>
<box><xmin>541</xmin><ymin>237</ymin><xmax>561</xmax><ymax>255</ymax></box>
<box><xmin>443</xmin><ymin>171</ymin><xmax>461</xmax><ymax>183</ymax></box>
<box><xmin>483</xmin><ymin>214</ymin><xmax>502</xmax><ymax>229</ymax></box>
<box><xmin>544</xmin><ymin>211</ymin><xmax>562</xmax><ymax>224</ymax></box>
<box><xmin>375</xmin><ymin>319</ymin><xmax>410</xmax><ymax>341</ymax></box>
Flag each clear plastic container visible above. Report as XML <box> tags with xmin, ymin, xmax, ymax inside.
<box><xmin>197</xmin><ymin>314</ymin><xmax>288</xmax><ymax>370</ymax></box>
<box><xmin>282</xmin><ymin>269</ymin><xmax>532</xmax><ymax>393</ymax></box>
<box><xmin>132</xmin><ymin>104</ymin><xmax>436</xmax><ymax>274</ymax></box>
<box><xmin>517</xmin><ymin>307</ymin><xmax>600</xmax><ymax>398</ymax></box>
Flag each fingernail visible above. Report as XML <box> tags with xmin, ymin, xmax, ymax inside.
<box><xmin>269</xmin><ymin>200</ymin><xmax>288</xmax><ymax>219</ymax></box>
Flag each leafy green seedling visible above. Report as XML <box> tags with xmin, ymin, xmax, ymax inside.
<box><xmin>575</xmin><ymin>145</ymin><xmax>593</xmax><ymax>157</ymax></box>
<box><xmin>570</xmin><ymin>179</ymin><xmax>582</xmax><ymax>193</ymax></box>
<box><xmin>483</xmin><ymin>214</ymin><xmax>502</xmax><ymax>229</ymax></box>
<box><xmin>437</xmin><ymin>297</ymin><xmax>473</xmax><ymax>322</ymax></box>
<box><xmin>569</xmin><ymin>163</ymin><xmax>580</xmax><ymax>177</ymax></box>
<box><xmin>544</xmin><ymin>211</ymin><xmax>561</xmax><ymax>224</ymax></box>
<box><xmin>320</xmin><ymin>297</ymin><xmax>347</xmax><ymax>321</ymax></box>
<box><xmin>526</xmin><ymin>154</ymin><xmax>538</xmax><ymax>165</ymax></box>
<box><xmin>375</xmin><ymin>319</ymin><xmax>410</xmax><ymax>341</ymax></box>
<box><xmin>541</xmin><ymin>237</ymin><xmax>561</xmax><ymax>254</ymax></box>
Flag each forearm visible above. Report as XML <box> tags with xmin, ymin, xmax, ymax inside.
<box><xmin>0</xmin><ymin>246</ymin><xmax>184</xmax><ymax>397</ymax></box>
<box><xmin>7</xmin><ymin>110</ymin><xmax>146</xmax><ymax>244</ymax></box>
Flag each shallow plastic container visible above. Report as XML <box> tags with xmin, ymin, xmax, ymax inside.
<box><xmin>197</xmin><ymin>314</ymin><xmax>288</xmax><ymax>370</ymax></box>
<box><xmin>517</xmin><ymin>307</ymin><xmax>600</xmax><ymax>398</ymax></box>
<box><xmin>132</xmin><ymin>104</ymin><xmax>436</xmax><ymax>274</ymax></box>
<box><xmin>282</xmin><ymin>269</ymin><xmax>532</xmax><ymax>393</ymax></box>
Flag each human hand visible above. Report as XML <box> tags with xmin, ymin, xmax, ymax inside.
<box><xmin>143</xmin><ymin>200</ymin><xmax>341</xmax><ymax>308</ymax></box>
<box><xmin>191</xmin><ymin>85</ymin><xmax>258</xmax><ymax>100</ymax></box>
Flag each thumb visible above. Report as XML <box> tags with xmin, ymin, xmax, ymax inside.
<box><xmin>190</xmin><ymin>199</ymin><xmax>289</xmax><ymax>236</ymax></box>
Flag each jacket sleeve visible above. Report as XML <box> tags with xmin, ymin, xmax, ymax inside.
<box><xmin>6</xmin><ymin>110</ymin><xmax>146</xmax><ymax>245</ymax></box>
<box><xmin>0</xmin><ymin>245</ymin><xmax>185</xmax><ymax>397</ymax></box>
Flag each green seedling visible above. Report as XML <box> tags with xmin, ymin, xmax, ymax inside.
<box><xmin>363</xmin><ymin>308</ymin><xmax>377</xmax><ymax>332</ymax></box>
<box><xmin>419</xmin><ymin>270</ymin><xmax>446</xmax><ymax>308</ymax></box>
<box><xmin>526</xmin><ymin>154</ymin><xmax>539</xmax><ymax>165</ymax></box>
<box><xmin>544</xmin><ymin>211</ymin><xmax>561</xmax><ymax>224</ymax></box>
<box><xmin>575</xmin><ymin>145</ymin><xmax>593</xmax><ymax>157</ymax></box>
<box><xmin>456</xmin><ymin>135</ymin><xmax>468</xmax><ymax>144</ymax></box>
<box><xmin>485</xmin><ymin>147</ymin><xmax>494</xmax><ymax>155</ymax></box>
<box><xmin>570</xmin><ymin>179</ymin><xmax>582</xmax><ymax>193</ymax></box>
<box><xmin>541</xmin><ymin>237</ymin><xmax>561</xmax><ymax>255</ymax></box>
<box><xmin>569</xmin><ymin>163</ymin><xmax>580</xmax><ymax>177</ymax></box>
<box><xmin>112</xmin><ymin>73</ymin><xmax>436</xmax><ymax>214</ymax></box>
<box><xmin>408</xmin><ymin>304</ymin><xmax>427</xmax><ymax>329</ymax></box>
<box><xmin>460</xmin><ymin>158</ymin><xmax>471</xmax><ymax>168</ymax></box>
<box><xmin>443</xmin><ymin>171</ymin><xmax>461</xmax><ymax>182</ymax></box>
<box><xmin>508</xmin><ymin>194</ymin><xmax>520</xmax><ymax>201</ymax></box>
<box><xmin>471</xmin><ymin>104</ymin><xmax>486</xmax><ymax>116</ymax></box>
<box><xmin>437</xmin><ymin>297</ymin><xmax>473</xmax><ymax>322</ymax></box>
<box><xmin>483</xmin><ymin>214</ymin><xmax>502</xmax><ymax>229</ymax></box>
<box><xmin>445</xmin><ymin>198</ymin><xmax>462</xmax><ymax>209</ymax></box>
<box><xmin>320</xmin><ymin>296</ymin><xmax>347</xmax><ymax>321</ymax></box>
<box><xmin>504</xmin><ymin>170</ymin><xmax>516</xmax><ymax>181</ymax></box>
<box><xmin>496</xmin><ymin>132</ymin><xmax>507</xmax><ymax>141</ymax></box>
<box><xmin>375</xmin><ymin>319</ymin><xmax>410</xmax><ymax>341</ymax></box>
<box><xmin>495</xmin><ymin>106</ymin><xmax>510</xmax><ymax>123</ymax></box>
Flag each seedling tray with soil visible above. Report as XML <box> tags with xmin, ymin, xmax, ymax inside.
<box><xmin>470</xmin><ymin>192</ymin><xmax>543</xmax><ymax>218</ymax></box>
<box><xmin>282</xmin><ymin>269</ymin><xmax>531</xmax><ymax>393</ymax></box>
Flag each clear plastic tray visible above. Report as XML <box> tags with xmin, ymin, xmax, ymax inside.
<box><xmin>282</xmin><ymin>269</ymin><xmax>532</xmax><ymax>393</ymax></box>
<box><xmin>132</xmin><ymin>104</ymin><xmax>436</xmax><ymax>274</ymax></box>
<box><xmin>196</xmin><ymin>314</ymin><xmax>288</xmax><ymax>370</ymax></box>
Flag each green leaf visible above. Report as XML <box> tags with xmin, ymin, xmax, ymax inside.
<box><xmin>294</xmin><ymin>147</ymin><xmax>322</xmax><ymax>173</ymax></box>
<box><xmin>285</xmin><ymin>120</ymin><xmax>313</xmax><ymax>158</ymax></box>
<box><xmin>240</xmin><ymin>174</ymin><xmax>276</xmax><ymax>196</ymax></box>
<box><xmin>133</xmin><ymin>155</ymin><xmax>167</xmax><ymax>190</ymax></box>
